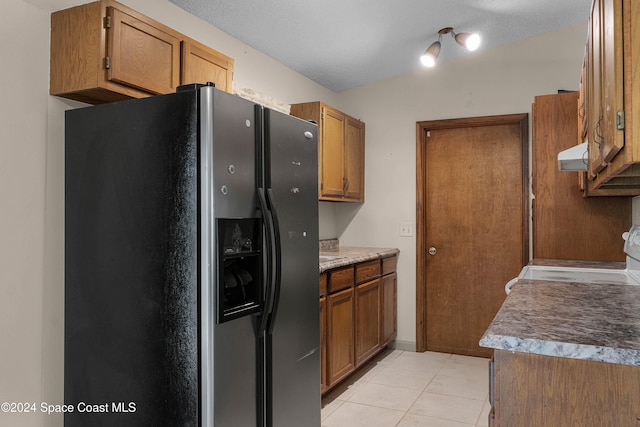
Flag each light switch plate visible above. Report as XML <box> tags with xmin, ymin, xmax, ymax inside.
<box><xmin>399</xmin><ymin>221</ymin><xmax>414</xmax><ymax>237</ymax></box>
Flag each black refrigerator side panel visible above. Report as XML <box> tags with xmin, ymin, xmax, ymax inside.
<box><xmin>265</xmin><ymin>110</ymin><xmax>321</xmax><ymax>427</ymax></box>
<box><xmin>64</xmin><ymin>91</ymin><xmax>199</xmax><ymax>426</ymax></box>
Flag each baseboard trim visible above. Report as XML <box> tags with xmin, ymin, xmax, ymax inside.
<box><xmin>388</xmin><ymin>340</ymin><xmax>416</xmax><ymax>352</ymax></box>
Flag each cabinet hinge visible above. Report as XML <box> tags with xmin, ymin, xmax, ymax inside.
<box><xmin>104</xmin><ymin>16</ymin><xmax>112</xmax><ymax>29</ymax></box>
<box><xmin>617</xmin><ymin>110</ymin><xmax>625</xmax><ymax>130</ymax></box>
<box><xmin>104</xmin><ymin>56</ymin><xmax>111</xmax><ymax>70</ymax></box>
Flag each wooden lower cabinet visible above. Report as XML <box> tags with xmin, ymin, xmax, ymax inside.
<box><xmin>491</xmin><ymin>349</ymin><xmax>640</xmax><ymax>426</ymax></box>
<box><xmin>321</xmin><ymin>255</ymin><xmax>398</xmax><ymax>394</ymax></box>
<box><xmin>355</xmin><ymin>278</ymin><xmax>381</xmax><ymax>365</ymax></box>
<box><xmin>381</xmin><ymin>272</ymin><xmax>397</xmax><ymax>346</ymax></box>
<box><xmin>326</xmin><ymin>287</ymin><xmax>355</xmax><ymax>386</ymax></box>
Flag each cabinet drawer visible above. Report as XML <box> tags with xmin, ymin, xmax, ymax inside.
<box><xmin>320</xmin><ymin>273</ymin><xmax>327</xmax><ymax>297</ymax></box>
<box><xmin>328</xmin><ymin>266</ymin><xmax>354</xmax><ymax>293</ymax></box>
<box><xmin>355</xmin><ymin>260</ymin><xmax>381</xmax><ymax>284</ymax></box>
<box><xmin>382</xmin><ymin>256</ymin><xmax>397</xmax><ymax>276</ymax></box>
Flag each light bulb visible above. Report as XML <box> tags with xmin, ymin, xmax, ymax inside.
<box><xmin>420</xmin><ymin>41</ymin><xmax>441</xmax><ymax>67</ymax></box>
<box><xmin>455</xmin><ymin>32</ymin><xmax>481</xmax><ymax>51</ymax></box>
<box><xmin>465</xmin><ymin>33</ymin><xmax>481</xmax><ymax>51</ymax></box>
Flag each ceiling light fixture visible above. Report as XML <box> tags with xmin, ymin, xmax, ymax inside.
<box><xmin>420</xmin><ymin>27</ymin><xmax>481</xmax><ymax>68</ymax></box>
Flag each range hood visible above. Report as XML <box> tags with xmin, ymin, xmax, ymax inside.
<box><xmin>557</xmin><ymin>142</ymin><xmax>588</xmax><ymax>172</ymax></box>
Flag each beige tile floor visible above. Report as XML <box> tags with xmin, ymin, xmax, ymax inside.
<box><xmin>321</xmin><ymin>349</ymin><xmax>491</xmax><ymax>427</ymax></box>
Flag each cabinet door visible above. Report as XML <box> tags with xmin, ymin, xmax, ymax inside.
<box><xmin>578</xmin><ymin>53</ymin><xmax>588</xmax><ymax>143</ymax></box>
<box><xmin>320</xmin><ymin>107</ymin><xmax>346</xmax><ymax>199</ymax></box>
<box><xmin>320</xmin><ymin>296</ymin><xmax>327</xmax><ymax>393</ymax></box>
<box><xmin>600</xmin><ymin>0</ymin><xmax>625</xmax><ymax>163</ymax></box>
<box><xmin>588</xmin><ymin>0</ymin><xmax>606</xmax><ymax>179</ymax></box>
<box><xmin>107</xmin><ymin>7</ymin><xmax>180</xmax><ymax>95</ymax></box>
<box><xmin>355</xmin><ymin>279</ymin><xmax>380</xmax><ymax>366</ymax></box>
<box><xmin>344</xmin><ymin>117</ymin><xmax>365</xmax><ymax>202</ymax></box>
<box><xmin>381</xmin><ymin>273</ymin><xmax>397</xmax><ymax>346</ymax></box>
<box><xmin>327</xmin><ymin>287</ymin><xmax>354</xmax><ymax>386</ymax></box>
<box><xmin>494</xmin><ymin>350</ymin><xmax>640</xmax><ymax>427</ymax></box>
<box><xmin>181</xmin><ymin>40</ymin><xmax>234</xmax><ymax>93</ymax></box>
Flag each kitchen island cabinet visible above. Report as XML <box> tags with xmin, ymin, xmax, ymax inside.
<box><xmin>50</xmin><ymin>0</ymin><xmax>234</xmax><ymax>104</ymax></box>
<box><xmin>481</xmin><ymin>264</ymin><xmax>640</xmax><ymax>426</ymax></box>
<box><xmin>490</xmin><ymin>349</ymin><xmax>640</xmax><ymax>427</ymax></box>
<box><xmin>319</xmin><ymin>244</ymin><xmax>398</xmax><ymax>394</ymax></box>
<box><xmin>290</xmin><ymin>102</ymin><xmax>365</xmax><ymax>202</ymax></box>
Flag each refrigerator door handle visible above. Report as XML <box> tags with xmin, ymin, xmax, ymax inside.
<box><xmin>257</xmin><ymin>187</ymin><xmax>276</xmax><ymax>333</ymax></box>
<box><xmin>265</xmin><ymin>188</ymin><xmax>282</xmax><ymax>333</ymax></box>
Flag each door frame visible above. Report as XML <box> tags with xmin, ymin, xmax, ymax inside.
<box><xmin>415</xmin><ymin>114</ymin><xmax>529</xmax><ymax>352</ymax></box>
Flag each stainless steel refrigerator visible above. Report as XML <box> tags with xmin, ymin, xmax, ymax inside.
<box><xmin>64</xmin><ymin>84</ymin><xmax>320</xmax><ymax>427</ymax></box>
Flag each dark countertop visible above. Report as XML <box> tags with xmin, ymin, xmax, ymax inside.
<box><xmin>319</xmin><ymin>246</ymin><xmax>399</xmax><ymax>273</ymax></box>
<box><xmin>480</xmin><ymin>259</ymin><xmax>640</xmax><ymax>366</ymax></box>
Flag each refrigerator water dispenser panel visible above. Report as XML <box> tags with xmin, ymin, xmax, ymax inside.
<box><xmin>217</xmin><ymin>218</ymin><xmax>263</xmax><ymax>323</ymax></box>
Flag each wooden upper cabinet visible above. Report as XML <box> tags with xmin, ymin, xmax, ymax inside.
<box><xmin>181</xmin><ymin>40</ymin><xmax>234</xmax><ymax>93</ymax></box>
<box><xmin>532</xmin><ymin>92</ymin><xmax>630</xmax><ymax>261</ymax></box>
<box><xmin>322</xmin><ymin>107</ymin><xmax>348</xmax><ymax>199</ymax></box>
<box><xmin>50</xmin><ymin>0</ymin><xmax>234</xmax><ymax>104</ymax></box>
<box><xmin>290</xmin><ymin>102</ymin><xmax>365</xmax><ymax>202</ymax></box>
<box><xmin>599</xmin><ymin>0</ymin><xmax>624</xmax><ymax>163</ymax></box>
<box><xmin>344</xmin><ymin>117</ymin><xmax>365</xmax><ymax>201</ymax></box>
<box><xmin>586</xmin><ymin>3</ymin><xmax>604</xmax><ymax>179</ymax></box>
<box><xmin>582</xmin><ymin>0</ymin><xmax>640</xmax><ymax>194</ymax></box>
<box><xmin>107</xmin><ymin>7</ymin><xmax>180</xmax><ymax>95</ymax></box>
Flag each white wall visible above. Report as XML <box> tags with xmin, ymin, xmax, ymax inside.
<box><xmin>0</xmin><ymin>1</ymin><xmax>49</xmax><ymax>426</ymax></box>
<box><xmin>0</xmin><ymin>0</ymin><xmax>610</xmax><ymax>426</ymax></box>
<box><xmin>4</xmin><ymin>1</ymin><xmax>337</xmax><ymax>426</ymax></box>
<box><xmin>333</xmin><ymin>22</ymin><xmax>588</xmax><ymax>348</ymax></box>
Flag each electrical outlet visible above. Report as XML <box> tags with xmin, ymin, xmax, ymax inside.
<box><xmin>399</xmin><ymin>221</ymin><xmax>414</xmax><ymax>237</ymax></box>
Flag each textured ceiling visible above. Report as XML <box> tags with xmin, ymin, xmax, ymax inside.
<box><xmin>170</xmin><ymin>0</ymin><xmax>592</xmax><ymax>92</ymax></box>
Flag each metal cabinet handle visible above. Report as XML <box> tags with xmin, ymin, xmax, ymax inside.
<box><xmin>428</xmin><ymin>247</ymin><xmax>437</xmax><ymax>256</ymax></box>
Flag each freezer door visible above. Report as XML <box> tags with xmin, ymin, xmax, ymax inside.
<box><xmin>199</xmin><ymin>86</ymin><xmax>260</xmax><ymax>427</ymax></box>
<box><xmin>64</xmin><ymin>90</ymin><xmax>200</xmax><ymax>426</ymax></box>
<box><xmin>264</xmin><ymin>109</ymin><xmax>321</xmax><ymax>427</ymax></box>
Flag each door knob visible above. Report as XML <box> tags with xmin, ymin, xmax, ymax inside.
<box><xmin>428</xmin><ymin>247</ymin><xmax>437</xmax><ymax>256</ymax></box>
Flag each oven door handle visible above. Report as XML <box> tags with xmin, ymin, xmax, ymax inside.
<box><xmin>505</xmin><ymin>277</ymin><xmax>519</xmax><ymax>295</ymax></box>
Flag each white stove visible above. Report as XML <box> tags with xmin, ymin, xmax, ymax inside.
<box><xmin>505</xmin><ymin>225</ymin><xmax>640</xmax><ymax>295</ymax></box>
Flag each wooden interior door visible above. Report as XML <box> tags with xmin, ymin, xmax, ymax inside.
<box><xmin>416</xmin><ymin>114</ymin><xmax>528</xmax><ymax>358</ymax></box>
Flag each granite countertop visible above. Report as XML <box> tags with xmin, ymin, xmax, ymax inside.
<box><xmin>480</xmin><ymin>259</ymin><xmax>640</xmax><ymax>366</ymax></box>
<box><xmin>319</xmin><ymin>240</ymin><xmax>399</xmax><ymax>273</ymax></box>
